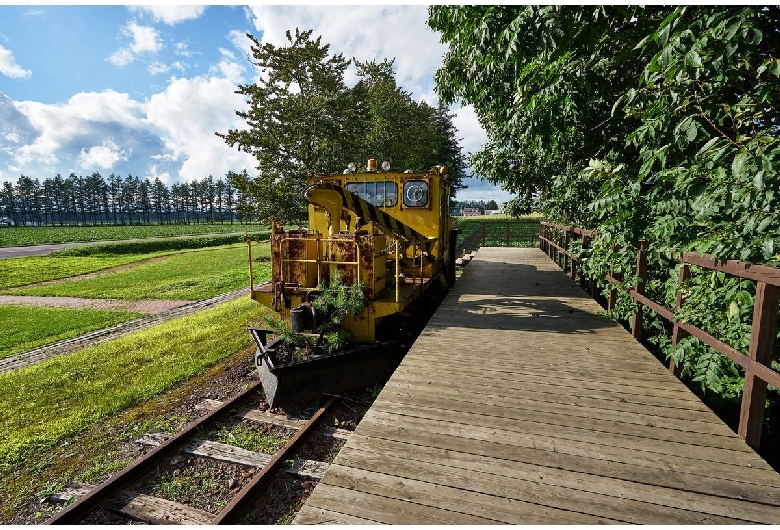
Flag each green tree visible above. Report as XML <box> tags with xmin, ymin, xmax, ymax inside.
<box><xmin>428</xmin><ymin>6</ymin><xmax>665</xmax><ymax>219</ymax></box>
<box><xmin>218</xmin><ymin>29</ymin><xmax>356</xmax><ymax>223</ymax></box>
<box><xmin>220</xmin><ymin>30</ymin><xmax>467</xmax><ymax>222</ymax></box>
<box><xmin>349</xmin><ymin>59</ymin><xmax>466</xmax><ymax>188</ymax></box>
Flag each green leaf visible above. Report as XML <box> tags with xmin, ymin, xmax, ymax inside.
<box><xmin>727</xmin><ymin>300</ymin><xmax>739</xmax><ymax>323</ymax></box>
<box><xmin>753</xmin><ymin>171</ymin><xmax>765</xmax><ymax>190</ymax></box>
<box><xmin>685</xmin><ymin>50</ymin><xmax>703</xmax><ymax>68</ymax></box>
<box><xmin>732</xmin><ymin>152</ymin><xmax>748</xmax><ymax>178</ymax></box>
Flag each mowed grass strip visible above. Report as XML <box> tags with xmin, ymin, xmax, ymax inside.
<box><xmin>0</xmin><ymin>305</ymin><xmax>143</xmax><ymax>360</ymax></box>
<box><xmin>0</xmin><ymin>252</ymin><xmax>172</xmax><ymax>290</ymax></box>
<box><xmin>8</xmin><ymin>243</ymin><xmax>271</xmax><ymax>301</ymax></box>
<box><xmin>0</xmin><ymin>224</ymin><xmax>270</xmax><ymax>247</ymax></box>
<box><xmin>0</xmin><ymin>297</ymin><xmax>264</xmax><ymax>469</ymax></box>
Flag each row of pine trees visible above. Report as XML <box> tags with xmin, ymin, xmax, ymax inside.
<box><xmin>0</xmin><ymin>170</ymin><xmax>254</xmax><ymax>226</ymax></box>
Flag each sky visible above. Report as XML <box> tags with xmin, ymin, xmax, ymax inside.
<box><xmin>0</xmin><ymin>5</ymin><xmax>514</xmax><ymax>204</ymax></box>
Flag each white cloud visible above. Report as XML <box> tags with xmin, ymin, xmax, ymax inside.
<box><xmin>128</xmin><ymin>5</ymin><xmax>207</xmax><ymax>25</ymax></box>
<box><xmin>108</xmin><ymin>22</ymin><xmax>162</xmax><ymax>67</ymax></box>
<box><xmin>209</xmin><ymin>49</ymin><xmax>245</xmax><ymax>84</ymax></box>
<box><xmin>145</xmin><ymin>75</ymin><xmax>256</xmax><ymax>182</ymax></box>
<box><xmin>127</xmin><ymin>22</ymin><xmax>162</xmax><ymax>54</ymax></box>
<box><xmin>12</xmin><ymin>90</ymin><xmax>146</xmax><ymax>171</ymax></box>
<box><xmin>246</xmin><ymin>6</ymin><xmax>445</xmax><ymax>101</ymax></box>
<box><xmin>174</xmin><ymin>41</ymin><xmax>195</xmax><ymax>57</ymax></box>
<box><xmin>148</xmin><ymin>61</ymin><xmax>188</xmax><ymax>76</ymax></box>
<box><xmin>451</xmin><ymin>105</ymin><xmax>487</xmax><ymax>158</ymax></box>
<box><xmin>77</xmin><ymin>139</ymin><xmax>130</xmax><ymax>171</ymax></box>
<box><xmin>0</xmin><ymin>45</ymin><xmax>32</xmax><ymax>79</ymax></box>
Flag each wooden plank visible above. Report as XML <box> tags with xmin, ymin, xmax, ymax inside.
<box><xmin>377</xmin><ymin>385</ymin><xmax>749</xmax><ymax>451</ymax></box>
<box><xmin>321</xmin><ymin>464</ymin><xmax>617</xmax><ymax>525</ymax></box>
<box><xmin>385</xmin><ymin>377</ymin><xmax>720</xmax><ymax>424</ymax></box>
<box><xmin>334</xmin><ymin>447</ymin><xmax>752</xmax><ymax>524</ymax></box>
<box><xmin>347</xmin><ymin>426</ymin><xmax>780</xmax><ymax>507</ymax></box>
<box><xmin>405</xmin><ymin>343</ymin><xmax>674</xmax><ymax>373</ymax></box>
<box><xmin>184</xmin><ymin>439</ymin><xmax>271</xmax><ymax>467</ymax></box>
<box><xmin>377</xmin><ymin>379</ymin><xmax>731</xmax><ymax>437</ymax></box>
<box><xmin>293</xmin><ymin>504</ymin><xmax>384</xmax><ymax>525</ymax></box>
<box><xmin>359</xmin><ymin>409</ymin><xmax>780</xmax><ymax>485</ymax></box>
<box><xmin>184</xmin><ymin>440</ymin><xmax>328</xmax><ymax>479</ymax></box>
<box><xmin>368</xmin><ymin>401</ymin><xmax>767</xmax><ymax>470</ymax></box>
<box><xmin>372</xmin><ymin>401</ymin><xmax>772</xmax><ymax>470</ymax></box>
<box><xmin>102</xmin><ymin>490</ymin><xmax>213</xmax><ymax>525</ymax></box>
<box><xmin>343</xmin><ymin>434</ymin><xmax>780</xmax><ymax>521</ymax></box>
<box><xmin>303</xmin><ymin>482</ymin><xmax>501</xmax><ymax>525</ymax></box>
<box><xmin>389</xmin><ymin>370</ymin><xmax>717</xmax><ymax>423</ymax></box>
<box><xmin>683</xmin><ymin>252</ymin><xmax>780</xmax><ymax>287</ymax></box>
<box><xmin>138</xmin><ymin>436</ymin><xmax>329</xmax><ymax>480</ymax></box>
<box><xmin>394</xmin><ymin>359</ymin><xmax>709</xmax><ymax>399</ymax></box>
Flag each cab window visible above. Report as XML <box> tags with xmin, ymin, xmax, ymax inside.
<box><xmin>403</xmin><ymin>180</ymin><xmax>428</xmax><ymax>207</ymax></box>
<box><xmin>345</xmin><ymin>181</ymin><xmax>398</xmax><ymax>207</ymax></box>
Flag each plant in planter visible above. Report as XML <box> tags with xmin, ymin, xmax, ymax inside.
<box><xmin>261</xmin><ymin>271</ymin><xmax>367</xmax><ymax>364</ymax></box>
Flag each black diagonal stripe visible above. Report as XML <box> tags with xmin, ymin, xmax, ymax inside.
<box><xmin>324</xmin><ymin>183</ymin><xmax>435</xmax><ymax>250</ymax></box>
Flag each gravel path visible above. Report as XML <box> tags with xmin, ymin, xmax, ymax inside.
<box><xmin>0</xmin><ymin>287</ymin><xmax>251</xmax><ymax>374</ymax></box>
<box><xmin>0</xmin><ymin>295</ymin><xmax>192</xmax><ymax>314</ymax></box>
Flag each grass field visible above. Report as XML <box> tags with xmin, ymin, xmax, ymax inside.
<box><xmin>0</xmin><ymin>306</ymin><xmax>142</xmax><ymax>360</ymax></box>
<box><xmin>0</xmin><ymin>223</ymin><xmax>270</xmax><ymax>248</ymax></box>
<box><xmin>1</xmin><ymin>251</ymin><xmax>175</xmax><ymax>290</ymax></box>
<box><xmin>0</xmin><ymin>297</ymin><xmax>264</xmax><ymax>470</ymax></box>
<box><xmin>8</xmin><ymin>244</ymin><xmax>271</xmax><ymax>301</ymax></box>
<box><xmin>1</xmin><ymin>241</ymin><xmax>272</xmax><ymax>358</ymax></box>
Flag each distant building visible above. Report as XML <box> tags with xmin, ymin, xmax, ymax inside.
<box><xmin>0</xmin><ymin>217</ymin><xmax>14</xmax><ymax>226</ymax></box>
<box><xmin>484</xmin><ymin>210</ymin><xmax>502</xmax><ymax>215</ymax></box>
<box><xmin>462</xmin><ymin>208</ymin><xmax>482</xmax><ymax>216</ymax></box>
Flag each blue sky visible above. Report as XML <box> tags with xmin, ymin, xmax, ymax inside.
<box><xmin>0</xmin><ymin>5</ymin><xmax>512</xmax><ymax>203</ymax></box>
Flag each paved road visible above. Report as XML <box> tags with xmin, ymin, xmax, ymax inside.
<box><xmin>0</xmin><ymin>242</ymin><xmax>94</xmax><ymax>259</ymax></box>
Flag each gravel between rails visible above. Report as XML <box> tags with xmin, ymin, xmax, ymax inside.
<box><xmin>0</xmin><ymin>287</ymin><xmax>251</xmax><ymax>374</ymax></box>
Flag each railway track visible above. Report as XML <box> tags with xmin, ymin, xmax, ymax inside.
<box><xmin>43</xmin><ymin>381</ymin><xmax>351</xmax><ymax>524</ymax></box>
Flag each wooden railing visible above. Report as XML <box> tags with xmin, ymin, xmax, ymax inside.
<box><xmin>539</xmin><ymin>222</ymin><xmax>780</xmax><ymax>449</ymax></box>
<box><xmin>539</xmin><ymin>221</ymin><xmax>598</xmax><ymax>296</ymax></box>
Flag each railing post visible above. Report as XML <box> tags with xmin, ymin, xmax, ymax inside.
<box><xmin>582</xmin><ymin>234</ymin><xmax>593</xmax><ymax>293</ymax></box>
<box><xmin>669</xmin><ymin>258</ymin><xmax>690</xmax><ymax>376</ymax></box>
<box><xmin>607</xmin><ymin>245</ymin><xmax>618</xmax><ymax>311</ymax></box>
<box><xmin>738</xmin><ymin>281</ymin><xmax>780</xmax><ymax>449</ymax></box>
<box><xmin>631</xmin><ymin>241</ymin><xmax>647</xmax><ymax>341</ymax></box>
<box><xmin>567</xmin><ymin>227</ymin><xmax>575</xmax><ymax>280</ymax></box>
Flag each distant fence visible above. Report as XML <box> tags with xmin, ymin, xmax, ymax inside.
<box><xmin>539</xmin><ymin>220</ymin><xmax>780</xmax><ymax>450</ymax></box>
<box><xmin>457</xmin><ymin>219</ymin><xmax>541</xmax><ymax>252</ymax></box>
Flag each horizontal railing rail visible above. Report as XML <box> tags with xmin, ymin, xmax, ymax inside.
<box><xmin>539</xmin><ymin>223</ymin><xmax>780</xmax><ymax>449</ymax></box>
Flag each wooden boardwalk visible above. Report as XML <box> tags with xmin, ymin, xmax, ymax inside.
<box><xmin>294</xmin><ymin>247</ymin><xmax>780</xmax><ymax>524</ymax></box>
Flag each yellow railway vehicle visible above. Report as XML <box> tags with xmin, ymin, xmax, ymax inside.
<box><xmin>246</xmin><ymin>159</ymin><xmax>458</xmax><ymax>406</ymax></box>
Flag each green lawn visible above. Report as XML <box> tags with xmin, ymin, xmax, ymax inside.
<box><xmin>0</xmin><ymin>306</ymin><xmax>142</xmax><ymax>360</ymax></box>
<box><xmin>0</xmin><ymin>252</ymin><xmax>172</xmax><ymax>290</ymax></box>
<box><xmin>0</xmin><ymin>224</ymin><xmax>270</xmax><ymax>247</ymax></box>
<box><xmin>6</xmin><ymin>244</ymin><xmax>271</xmax><ymax>301</ymax></box>
<box><xmin>0</xmin><ymin>296</ymin><xmax>265</xmax><ymax>469</ymax></box>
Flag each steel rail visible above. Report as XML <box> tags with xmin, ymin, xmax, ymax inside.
<box><xmin>213</xmin><ymin>395</ymin><xmax>339</xmax><ymax>524</ymax></box>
